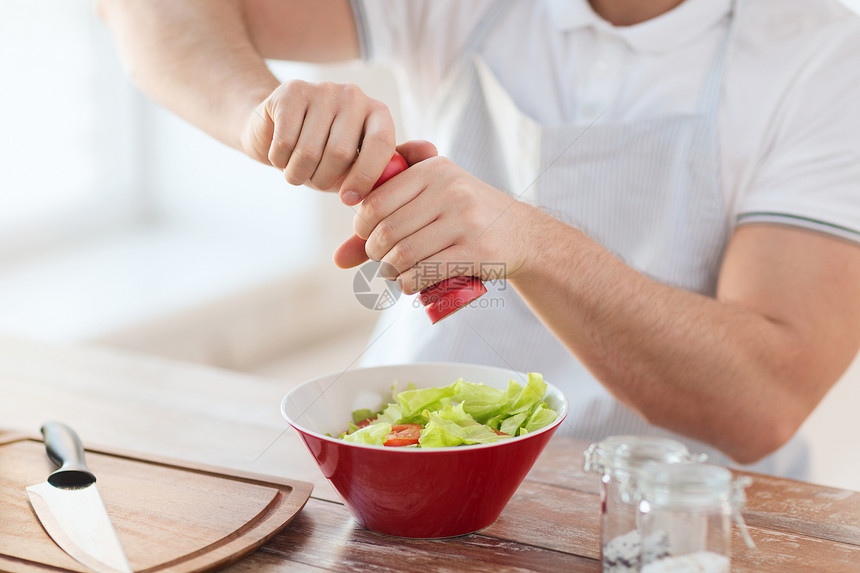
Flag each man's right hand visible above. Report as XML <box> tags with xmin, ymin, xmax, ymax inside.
<box><xmin>240</xmin><ymin>80</ymin><xmax>396</xmax><ymax>206</ymax></box>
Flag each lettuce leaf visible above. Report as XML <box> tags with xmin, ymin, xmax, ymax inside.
<box><xmin>342</xmin><ymin>421</ymin><xmax>392</xmax><ymax>446</ymax></box>
<box><xmin>375</xmin><ymin>402</ymin><xmax>404</xmax><ymax>425</ymax></box>
<box><xmin>395</xmin><ymin>385</ymin><xmax>457</xmax><ymax>422</ymax></box>
<box><xmin>351</xmin><ymin>408</ymin><xmax>376</xmax><ymax>424</ymax></box>
<box><xmin>450</xmin><ymin>379</ymin><xmax>508</xmax><ymax>423</ymax></box>
<box><xmin>418</xmin><ymin>403</ymin><xmax>510</xmax><ymax>448</ymax></box>
<box><xmin>505</xmin><ymin>373</ymin><xmax>548</xmax><ymax>416</ymax></box>
<box><xmin>499</xmin><ymin>411</ymin><xmax>530</xmax><ymax>436</ymax></box>
<box><xmin>521</xmin><ymin>403</ymin><xmax>558</xmax><ymax>435</ymax></box>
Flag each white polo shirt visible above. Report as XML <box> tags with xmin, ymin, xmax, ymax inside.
<box><xmin>352</xmin><ymin>0</ymin><xmax>860</xmax><ymax>243</ymax></box>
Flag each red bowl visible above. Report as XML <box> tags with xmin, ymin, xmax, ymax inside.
<box><xmin>281</xmin><ymin>362</ymin><xmax>569</xmax><ymax>538</ymax></box>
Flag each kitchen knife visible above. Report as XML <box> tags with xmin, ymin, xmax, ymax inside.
<box><xmin>26</xmin><ymin>421</ymin><xmax>133</xmax><ymax>573</ymax></box>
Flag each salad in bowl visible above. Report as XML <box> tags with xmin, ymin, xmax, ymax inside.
<box><xmin>281</xmin><ymin>363</ymin><xmax>568</xmax><ymax>538</ymax></box>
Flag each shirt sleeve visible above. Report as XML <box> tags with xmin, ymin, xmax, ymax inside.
<box><xmin>350</xmin><ymin>0</ymin><xmax>494</xmax><ymax>70</ymax></box>
<box><xmin>736</xmin><ymin>19</ymin><xmax>860</xmax><ymax>244</ymax></box>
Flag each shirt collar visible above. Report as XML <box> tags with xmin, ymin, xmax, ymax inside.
<box><xmin>547</xmin><ymin>0</ymin><xmax>733</xmax><ymax>53</ymax></box>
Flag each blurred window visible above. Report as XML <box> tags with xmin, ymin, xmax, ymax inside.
<box><xmin>0</xmin><ymin>0</ymin><xmax>140</xmax><ymax>259</ymax></box>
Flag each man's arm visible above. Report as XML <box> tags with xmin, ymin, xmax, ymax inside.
<box><xmin>344</xmin><ymin>148</ymin><xmax>860</xmax><ymax>464</ymax></box>
<box><xmin>511</xmin><ymin>218</ymin><xmax>860</xmax><ymax>464</ymax></box>
<box><xmin>97</xmin><ymin>0</ymin><xmax>394</xmax><ymax>200</ymax></box>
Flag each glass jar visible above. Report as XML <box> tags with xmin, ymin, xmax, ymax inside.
<box><xmin>636</xmin><ymin>462</ymin><xmax>753</xmax><ymax>573</ymax></box>
<box><xmin>584</xmin><ymin>436</ymin><xmax>703</xmax><ymax>573</ymax></box>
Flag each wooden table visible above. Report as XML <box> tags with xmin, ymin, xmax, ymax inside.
<box><xmin>1</xmin><ymin>334</ymin><xmax>859</xmax><ymax>572</ymax></box>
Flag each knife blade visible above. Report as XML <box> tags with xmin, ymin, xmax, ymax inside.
<box><xmin>26</xmin><ymin>421</ymin><xmax>133</xmax><ymax>573</ymax></box>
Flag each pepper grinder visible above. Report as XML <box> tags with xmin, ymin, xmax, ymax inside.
<box><xmin>368</xmin><ymin>152</ymin><xmax>487</xmax><ymax>323</ymax></box>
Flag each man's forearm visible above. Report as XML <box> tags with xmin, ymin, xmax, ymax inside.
<box><xmin>97</xmin><ymin>0</ymin><xmax>279</xmax><ymax>151</ymax></box>
<box><xmin>509</xmin><ymin>211</ymin><xmax>860</xmax><ymax>464</ymax></box>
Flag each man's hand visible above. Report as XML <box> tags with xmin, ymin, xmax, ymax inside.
<box><xmin>334</xmin><ymin>140</ymin><xmax>536</xmax><ymax>293</ymax></box>
<box><xmin>333</xmin><ymin>140</ymin><xmax>438</xmax><ymax>269</ymax></box>
<box><xmin>240</xmin><ymin>80</ymin><xmax>396</xmax><ymax>205</ymax></box>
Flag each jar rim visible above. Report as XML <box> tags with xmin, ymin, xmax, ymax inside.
<box><xmin>584</xmin><ymin>435</ymin><xmax>693</xmax><ymax>475</ymax></box>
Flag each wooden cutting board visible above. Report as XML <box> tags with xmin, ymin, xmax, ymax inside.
<box><xmin>0</xmin><ymin>432</ymin><xmax>313</xmax><ymax>572</ymax></box>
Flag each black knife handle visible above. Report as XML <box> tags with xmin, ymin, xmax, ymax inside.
<box><xmin>41</xmin><ymin>421</ymin><xmax>97</xmax><ymax>488</ymax></box>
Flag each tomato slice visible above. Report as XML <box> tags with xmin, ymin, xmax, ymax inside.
<box><xmin>492</xmin><ymin>428</ymin><xmax>508</xmax><ymax>436</ymax></box>
<box><xmin>383</xmin><ymin>423</ymin><xmax>423</xmax><ymax>447</ymax></box>
<box><xmin>356</xmin><ymin>416</ymin><xmax>377</xmax><ymax>429</ymax></box>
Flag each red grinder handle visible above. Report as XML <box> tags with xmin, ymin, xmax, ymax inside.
<box><xmin>372</xmin><ymin>153</ymin><xmax>487</xmax><ymax>324</ymax></box>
